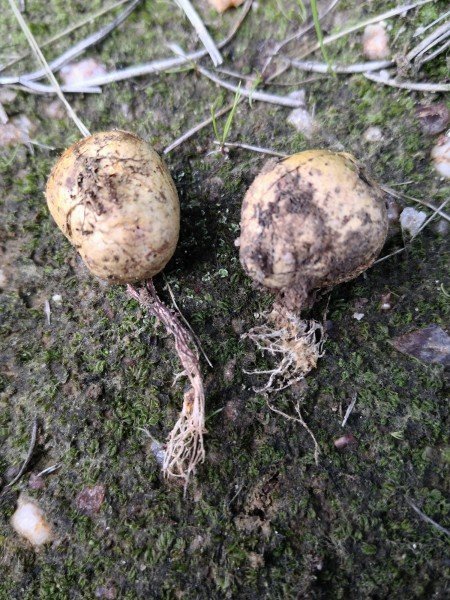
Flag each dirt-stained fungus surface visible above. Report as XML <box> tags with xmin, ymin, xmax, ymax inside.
<box><xmin>0</xmin><ymin>1</ymin><xmax>449</xmax><ymax>598</ymax></box>
<box><xmin>239</xmin><ymin>150</ymin><xmax>388</xmax><ymax>309</ymax></box>
<box><xmin>46</xmin><ymin>130</ymin><xmax>180</xmax><ymax>283</ymax></box>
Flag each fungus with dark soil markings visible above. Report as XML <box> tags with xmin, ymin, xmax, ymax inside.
<box><xmin>238</xmin><ymin>150</ymin><xmax>388</xmax><ymax>393</ymax></box>
<box><xmin>46</xmin><ymin>130</ymin><xmax>206</xmax><ymax>488</ymax></box>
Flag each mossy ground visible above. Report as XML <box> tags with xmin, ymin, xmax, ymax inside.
<box><xmin>0</xmin><ymin>1</ymin><xmax>449</xmax><ymax>598</ymax></box>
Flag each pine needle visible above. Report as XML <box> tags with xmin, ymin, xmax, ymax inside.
<box><xmin>7</xmin><ymin>0</ymin><xmax>90</xmax><ymax>137</ymax></box>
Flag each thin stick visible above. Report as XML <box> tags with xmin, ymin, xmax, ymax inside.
<box><xmin>364</xmin><ymin>72</ymin><xmax>450</xmax><ymax>93</ymax></box>
<box><xmin>35</xmin><ymin>464</ymin><xmax>61</xmax><ymax>478</ymax></box>
<box><xmin>421</xmin><ymin>38</ymin><xmax>450</xmax><ymax>64</ymax></box>
<box><xmin>164</xmin><ymin>99</ymin><xmax>241</xmax><ymax>154</ymax></box>
<box><xmin>1</xmin><ymin>0</ymin><xmax>131</xmax><ymax>73</ymax></box>
<box><xmin>341</xmin><ymin>393</ymin><xmax>357</xmax><ymax>427</ymax></box>
<box><xmin>174</xmin><ymin>0</ymin><xmax>222</xmax><ymax>66</ymax></box>
<box><xmin>163</xmin><ymin>276</ymin><xmax>213</xmax><ymax>368</ymax></box>
<box><xmin>406</xmin><ymin>498</ymin><xmax>450</xmax><ymax>537</ymax></box>
<box><xmin>413</xmin><ymin>10</ymin><xmax>450</xmax><ymax>37</ymax></box>
<box><xmin>1</xmin><ymin>0</ymin><xmax>141</xmax><ymax>86</ymax></box>
<box><xmin>261</xmin><ymin>0</ymin><xmax>340</xmax><ymax>76</ymax></box>
<box><xmin>196</xmin><ymin>65</ymin><xmax>305</xmax><ymax>108</ymax></box>
<box><xmin>406</xmin><ymin>21</ymin><xmax>450</xmax><ymax>62</ymax></box>
<box><xmin>299</xmin><ymin>0</ymin><xmax>434</xmax><ymax>60</ymax></box>
<box><xmin>127</xmin><ymin>281</ymin><xmax>206</xmax><ymax>490</ymax></box>
<box><xmin>381</xmin><ymin>185</ymin><xmax>450</xmax><ymax>223</ymax></box>
<box><xmin>214</xmin><ymin>140</ymin><xmax>288</xmax><ymax>157</ymax></box>
<box><xmin>2</xmin><ymin>419</ymin><xmax>38</xmax><ymax>492</ymax></box>
<box><xmin>289</xmin><ymin>58</ymin><xmax>393</xmax><ymax>74</ymax></box>
<box><xmin>7</xmin><ymin>0</ymin><xmax>90</xmax><ymax>137</ymax></box>
<box><xmin>18</xmin><ymin>80</ymin><xmax>102</xmax><ymax>94</ymax></box>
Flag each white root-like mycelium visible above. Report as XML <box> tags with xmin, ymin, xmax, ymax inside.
<box><xmin>239</xmin><ymin>149</ymin><xmax>388</xmax><ymax>396</ymax></box>
<box><xmin>46</xmin><ymin>130</ymin><xmax>205</xmax><ymax>488</ymax></box>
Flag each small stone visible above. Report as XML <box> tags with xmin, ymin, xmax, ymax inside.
<box><xmin>400</xmin><ymin>207</ymin><xmax>427</xmax><ymax>237</ymax></box>
<box><xmin>364</xmin><ymin>126</ymin><xmax>383</xmax><ymax>142</ymax></box>
<box><xmin>334</xmin><ymin>433</ymin><xmax>357</xmax><ymax>449</ymax></box>
<box><xmin>362</xmin><ymin>23</ymin><xmax>390</xmax><ymax>60</ymax></box>
<box><xmin>380</xmin><ymin>292</ymin><xmax>393</xmax><ymax>311</ymax></box>
<box><xmin>353</xmin><ymin>312</ymin><xmax>364</xmax><ymax>321</ymax></box>
<box><xmin>431</xmin><ymin>133</ymin><xmax>450</xmax><ymax>179</ymax></box>
<box><xmin>416</xmin><ymin>103</ymin><xmax>449</xmax><ymax>136</ymax></box>
<box><xmin>60</xmin><ymin>58</ymin><xmax>107</xmax><ymax>86</ymax></box>
<box><xmin>11</xmin><ymin>496</ymin><xmax>53</xmax><ymax>546</ymax></box>
<box><xmin>287</xmin><ymin>107</ymin><xmax>315</xmax><ymax>139</ymax></box>
<box><xmin>52</xmin><ymin>294</ymin><xmax>62</xmax><ymax>304</ymax></box>
<box><xmin>75</xmin><ymin>485</ymin><xmax>106</xmax><ymax>515</ymax></box>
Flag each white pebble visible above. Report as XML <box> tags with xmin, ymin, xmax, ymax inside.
<box><xmin>431</xmin><ymin>133</ymin><xmax>450</xmax><ymax>179</ymax></box>
<box><xmin>52</xmin><ymin>294</ymin><xmax>62</xmax><ymax>304</ymax></box>
<box><xmin>364</xmin><ymin>126</ymin><xmax>384</xmax><ymax>142</ymax></box>
<box><xmin>400</xmin><ymin>207</ymin><xmax>427</xmax><ymax>237</ymax></box>
<box><xmin>287</xmin><ymin>107</ymin><xmax>315</xmax><ymax>139</ymax></box>
<box><xmin>362</xmin><ymin>24</ymin><xmax>390</xmax><ymax>60</ymax></box>
<box><xmin>353</xmin><ymin>312</ymin><xmax>365</xmax><ymax>321</ymax></box>
<box><xmin>11</xmin><ymin>496</ymin><xmax>53</xmax><ymax>546</ymax></box>
<box><xmin>60</xmin><ymin>58</ymin><xmax>106</xmax><ymax>86</ymax></box>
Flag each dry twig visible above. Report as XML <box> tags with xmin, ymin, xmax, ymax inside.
<box><xmin>364</xmin><ymin>72</ymin><xmax>450</xmax><ymax>93</ymax></box>
<box><xmin>174</xmin><ymin>0</ymin><xmax>222</xmax><ymax>66</ymax></box>
<box><xmin>2</xmin><ymin>419</ymin><xmax>38</xmax><ymax>492</ymax></box>
<box><xmin>289</xmin><ymin>58</ymin><xmax>393</xmax><ymax>74</ymax></box>
<box><xmin>213</xmin><ymin>140</ymin><xmax>288</xmax><ymax>157</ymax></box>
<box><xmin>406</xmin><ymin>498</ymin><xmax>450</xmax><ymax>537</ymax></box>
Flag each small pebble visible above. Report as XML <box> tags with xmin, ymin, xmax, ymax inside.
<box><xmin>400</xmin><ymin>207</ymin><xmax>427</xmax><ymax>237</ymax></box>
<box><xmin>334</xmin><ymin>433</ymin><xmax>357</xmax><ymax>449</ymax></box>
<box><xmin>364</xmin><ymin>126</ymin><xmax>383</xmax><ymax>142</ymax></box>
<box><xmin>431</xmin><ymin>133</ymin><xmax>450</xmax><ymax>178</ymax></box>
<box><xmin>11</xmin><ymin>496</ymin><xmax>53</xmax><ymax>546</ymax></box>
<box><xmin>353</xmin><ymin>312</ymin><xmax>364</xmax><ymax>321</ymax></box>
<box><xmin>287</xmin><ymin>107</ymin><xmax>316</xmax><ymax>139</ymax></box>
<box><xmin>380</xmin><ymin>292</ymin><xmax>393</xmax><ymax>311</ymax></box>
<box><xmin>362</xmin><ymin>23</ymin><xmax>390</xmax><ymax>60</ymax></box>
